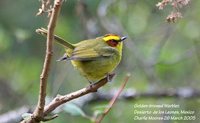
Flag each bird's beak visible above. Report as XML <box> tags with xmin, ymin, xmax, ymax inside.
<box><xmin>120</xmin><ymin>36</ymin><xmax>127</xmax><ymax>41</ymax></box>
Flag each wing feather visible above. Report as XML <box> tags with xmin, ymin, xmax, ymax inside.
<box><xmin>69</xmin><ymin>46</ymin><xmax>116</xmax><ymax>61</ymax></box>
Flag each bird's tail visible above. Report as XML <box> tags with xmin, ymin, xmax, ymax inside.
<box><xmin>36</xmin><ymin>28</ymin><xmax>75</xmax><ymax>49</ymax></box>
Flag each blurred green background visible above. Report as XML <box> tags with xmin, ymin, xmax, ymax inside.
<box><xmin>0</xmin><ymin>0</ymin><xmax>200</xmax><ymax>123</ymax></box>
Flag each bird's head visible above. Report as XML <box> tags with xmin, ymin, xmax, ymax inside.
<box><xmin>102</xmin><ymin>34</ymin><xmax>127</xmax><ymax>51</ymax></box>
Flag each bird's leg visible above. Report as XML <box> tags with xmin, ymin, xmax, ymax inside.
<box><xmin>89</xmin><ymin>83</ymin><xmax>94</xmax><ymax>89</ymax></box>
<box><xmin>106</xmin><ymin>73</ymin><xmax>115</xmax><ymax>82</ymax></box>
<box><xmin>86</xmin><ymin>79</ymin><xmax>94</xmax><ymax>88</ymax></box>
<box><xmin>88</xmin><ymin>80</ymin><xmax>93</xmax><ymax>85</ymax></box>
<box><xmin>86</xmin><ymin>80</ymin><xmax>98</xmax><ymax>92</ymax></box>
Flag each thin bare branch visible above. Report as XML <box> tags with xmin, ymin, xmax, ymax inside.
<box><xmin>43</xmin><ymin>74</ymin><xmax>115</xmax><ymax>116</ymax></box>
<box><xmin>21</xmin><ymin>0</ymin><xmax>63</xmax><ymax>123</ymax></box>
<box><xmin>156</xmin><ymin>0</ymin><xmax>191</xmax><ymax>22</ymax></box>
<box><xmin>36</xmin><ymin>0</ymin><xmax>52</xmax><ymax>16</ymax></box>
<box><xmin>95</xmin><ymin>74</ymin><xmax>130</xmax><ymax>123</ymax></box>
<box><xmin>33</xmin><ymin>0</ymin><xmax>63</xmax><ymax>120</ymax></box>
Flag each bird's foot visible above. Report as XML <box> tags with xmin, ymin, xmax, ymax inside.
<box><xmin>89</xmin><ymin>81</ymin><xmax>93</xmax><ymax>88</ymax></box>
<box><xmin>86</xmin><ymin>81</ymin><xmax>98</xmax><ymax>92</ymax></box>
<box><xmin>87</xmin><ymin>80</ymin><xmax>94</xmax><ymax>88</ymax></box>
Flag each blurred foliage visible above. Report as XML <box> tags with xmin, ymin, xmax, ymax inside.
<box><xmin>0</xmin><ymin>0</ymin><xmax>200</xmax><ymax>123</ymax></box>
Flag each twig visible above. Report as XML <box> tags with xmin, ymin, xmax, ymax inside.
<box><xmin>36</xmin><ymin>28</ymin><xmax>74</xmax><ymax>49</ymax></box>
<box><xmin>156</xmin><ymin>0</ymin><xmax>191</xmax><ymax>22</ymax></box>
<box><xmin>36</xmin><ymin>0</ymin><xmax>52</xmax><ymax>16</ymax></box>
<box><xmin>21</xmin><ymin>0</ymin><xmax>63</xmax><ymax>123</ymax></box>
<box><xmin>95</xmin><ymin>74</ymin><xmax>131</xmax><ymax>123</ymax></box>
<box><xmin>43</xmin><ymin>74</ymin><xmax>115</xmax><ymax>116</ymax></box>
<box><xmin>33</xmin><ymin>0</ymin><xmax>63</xmax><ymax>120</ymax></box>
<box><xmin>1</xmin><ymin>74</ymin><xmax>115</xmax><ymax>123</ymax></box>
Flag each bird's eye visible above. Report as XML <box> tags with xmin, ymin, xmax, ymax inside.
<box><xmin>107</xmin><ymin>39</ymin><xmax>119</xmax><ymax>47</ymax></box>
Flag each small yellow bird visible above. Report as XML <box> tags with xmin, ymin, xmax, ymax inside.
<box><xmin>36</xmin><ymin>28</ymin><xmax>126</xmax><ymax>83</ymax></box>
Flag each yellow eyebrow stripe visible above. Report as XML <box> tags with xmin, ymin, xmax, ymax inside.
<box><xmin>103</xmin><ymin>35</ymin><xmax>120</xmax><ymax>42</ymax></box>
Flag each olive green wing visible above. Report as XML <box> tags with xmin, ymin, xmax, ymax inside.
<box><xmin>68</xmin><ymin>46</ymin><xmax>117</xmax><ymax>61</ymax></box>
